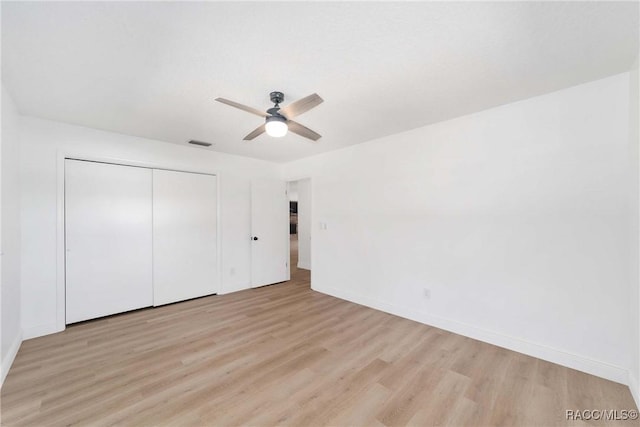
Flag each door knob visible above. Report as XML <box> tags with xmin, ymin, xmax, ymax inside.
<box><xmin>252</xmin><ymin>236</ymin><xmax>258</xmax><ymax>241</ymax></box>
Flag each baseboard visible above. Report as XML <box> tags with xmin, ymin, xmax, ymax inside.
<box><xmin>23</xmin><ymin>322</ymin><xmax>62</xmax><ymax>340</ymax></box>
<box><xmin>1</xmin><ymin>331</ymin><xmax>22</xmax><ymax>387</ymax></box>
<box><xmin>219</xmin><ymin>282</ymin><xmax>251</xmax><ymax>295</ymax></box>
<box><xmin>297</xmin><ymin>261</ymin><xmax>311</xmax><ymax>270</ymax></box>
<box><xmin>629</xmin><ymin>372</ymin><xmax>640</xmax><ymax>410</ymax></box>
<box><xmin>314</xmin><ymin>283</ymin><xmax>629</xmax><ymax>385</ymax></box>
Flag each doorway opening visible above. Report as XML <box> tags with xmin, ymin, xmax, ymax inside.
<box><xmin>287</xmin><ymin>178</ymin><xmax>311</xmax><ymax>280</ymax></box>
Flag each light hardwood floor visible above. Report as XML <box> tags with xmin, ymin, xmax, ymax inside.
<box><xmin>1</xmin><ymin>237</ymin><xmax>637</xmax><ymax>426</ymax></box>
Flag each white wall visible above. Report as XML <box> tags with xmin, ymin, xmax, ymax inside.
<box><xmin>19</xmin><ymin>116</ymin><xmax>281</xmax><ymax>339</ymax></box>
<box><xmin>1</xmin><ymin>84</ymin><xmax>22</xmax><ymax>385</ymax></box>
<box><xmin>283</xmin><ymin>73</ymin><xmax>632</xmax><ymax>384</ymax></box>
<box><xmin>296</xmin><ymin>178</ymin><xmax>311</xmax><ymax>270</ymax></box>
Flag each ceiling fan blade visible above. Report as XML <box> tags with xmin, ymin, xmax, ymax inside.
<box><xmin>243</xmin><ymin>124</ymin><xmax>266</xmax><ymax>140</ymax></box>
<box><xmin>215</xmin><ymin>98</ymin><xmax>268</xmax><ymax>118</ymax></box>
<box><xmin>279</xmin><ymin>93</ymin><xmax>323</xmax><ymax>119</ymax></box>
<box><xmin>287</xmin><ymin>120</ymin><xmax>321</xmax><ymax>142</ymax></box>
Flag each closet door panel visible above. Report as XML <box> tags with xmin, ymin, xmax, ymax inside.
<box><xmin>65</xmin><ymin>160</ymin><xmax>153</xmax><ymax>324</ymax></box>
<box><xmin>153</xmin><ymin>170</ymin><xmax>218</xmax><ymax>306</ymax></box>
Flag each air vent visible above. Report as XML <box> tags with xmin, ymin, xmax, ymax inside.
<box><xmin>188</xmin><ymin>140</ymin><xmax>213</xmax><ymax>147</ymax></box>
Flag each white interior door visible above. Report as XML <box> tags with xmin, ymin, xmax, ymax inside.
<box><xmin>65</xmin><ymin>160</ymin><xmax>153</xmax><ymax>324</ymax></box>
<box><xmin>251</xmin><ymin>180</ymin><xmax>289</xmax><ymax>287</ymax></box>
<box><xmin>153</xmin><ymin>169</ymin><xmax>218</xmax><ymax>306</ymax></box>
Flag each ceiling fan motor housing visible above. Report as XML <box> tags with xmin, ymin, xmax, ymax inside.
<box><xmin>267</xmin><ymin>107</ymin><xmax>284</xmax><ymax>117</ymax></box>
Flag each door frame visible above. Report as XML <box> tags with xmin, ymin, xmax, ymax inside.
<box><xmin>285</xmin><ymin>175</ymin><xmax>312</xmax><ymax>278</ymax></box>
<box><xmin>55</xmin><ymin>151</ymin><xmax>221</xmax><ymax>334</ymax></box>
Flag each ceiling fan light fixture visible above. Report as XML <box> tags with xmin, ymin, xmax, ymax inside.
<box><xmin>265</xmin><ymin>115</ymin><xmax>288</xmax><ymax>137</ymax></box>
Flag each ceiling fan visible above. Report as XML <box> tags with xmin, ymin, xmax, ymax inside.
<box><xmin>215</xmin><ymin>91</ymin><xmax>323</xmax><ymax>141</ymax></box>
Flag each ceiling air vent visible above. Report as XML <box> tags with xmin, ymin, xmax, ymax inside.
<box><xmin>188</xmin><ymin>140</ymin><xmax>213</xmax><ymax>147</ymax></box>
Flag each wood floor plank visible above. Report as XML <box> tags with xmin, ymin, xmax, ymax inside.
<box><xmin>1</xmin><ymin>240</ymin><xmax>636</xmax><ymax>426</ymax></box>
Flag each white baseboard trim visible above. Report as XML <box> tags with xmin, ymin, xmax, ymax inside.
<box><xmin>1</xmin><ymin>331</ymin><xmax>23</xmax><ymax>387</ymax></box>
<box><xmin>23</xmin><ymin>322</ymin><xmax>63</xmax><ymax>340</ymax></box>
<box><xmin>314</xmin><ymin>284</ymin><xmax>629</xmax><ymax>385</ymax></box>
<box><xmin>629</xmin><ymin>372</ymin><xmax>640</xmax><ymax>410</ymax></box>
<box><xmin>297</xmin><ymin>261</ymin><xmax>311</xmax><ymax>270</ymax></box>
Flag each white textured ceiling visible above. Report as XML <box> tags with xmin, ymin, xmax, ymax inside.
<box><xmin>2</xmin><ymin>2</ymin><xmax>638</xmax><ymax>162</ymax></box>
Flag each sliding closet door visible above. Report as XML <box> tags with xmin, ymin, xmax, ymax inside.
<box><xmin>65</xmin><ymin>160</ymin><xmax>153</xmax><ymax>324</ymax></box>
<box><xmin>153</xmin><ymin>169</ymin><xmax>218</xmax><ymax>306</ymax></box>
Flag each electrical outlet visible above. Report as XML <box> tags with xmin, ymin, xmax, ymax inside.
<box><xmin>423</xmin><ymin>288</ymin><xmax>431</xmax><ymax>299</ymax></box>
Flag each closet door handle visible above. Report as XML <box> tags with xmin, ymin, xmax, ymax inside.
<box><xmin>252</xmin><ymin>236</ymin><xmax>259</xmax><ymax>241</ymax></box>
